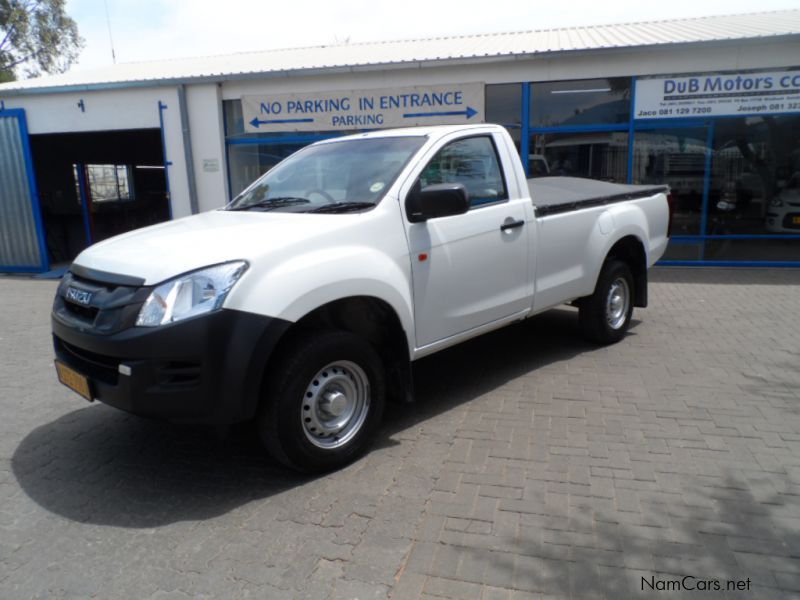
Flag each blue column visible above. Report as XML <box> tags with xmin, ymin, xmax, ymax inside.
<box><xmin>520</xmin><ymin>83</ymin><xmax>531</xmax><ymax>177</ymax></box>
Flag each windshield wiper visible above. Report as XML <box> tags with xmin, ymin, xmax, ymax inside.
<box><xmin>227</xmin><ymin>197</ymin><xmax>311</xmax><ymax>211</ymax></box>
<box><xmin>307</xmin><ymin>202</ymin><xmax>376</xmax><ymax>214</ymax></box>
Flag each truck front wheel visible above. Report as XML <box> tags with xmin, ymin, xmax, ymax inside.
<box><xmin>578</xmin><ymin>259</ymin><xmax>634</xmax><ymax>345</ymax></box>
<box><xmin>258</xmin><ymin>330</ymin><xmax>386</xmax><ymax>472</ymax></box>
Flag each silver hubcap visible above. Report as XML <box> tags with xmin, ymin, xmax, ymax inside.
<box><xmin>301</xmin><ymin>361</ymin><xmax>370</xmax><ymax>449</ymax></box>
<box><xmin>605</xmin><ymin>277</ymin><xmax>630</xmax><ymax>330</ymax></box>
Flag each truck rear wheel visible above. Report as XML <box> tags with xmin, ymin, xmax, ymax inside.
<box><xmin>578</xmin><ymin>259</ymin><xmax>634</xmax><ymax>345</ymax></box>
<box><xmin>258</xmin><ymin>330</ymin><xmax>385</xmax><ymax>473</ymax></box>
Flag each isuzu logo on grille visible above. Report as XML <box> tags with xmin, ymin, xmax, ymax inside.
<box><xmin>66</xmin><ymin>287</ymin><xmax>93</xmax><ymax>306</ymax></box>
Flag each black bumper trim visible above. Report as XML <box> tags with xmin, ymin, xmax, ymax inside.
<box><xmin>52</xmin><ymin>309</ymin><xmax>292</xmax><ymax>424</ymax></box>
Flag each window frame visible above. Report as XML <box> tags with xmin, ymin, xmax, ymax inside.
<box><xmin>414</xmin><ymin>134</ymin><xmax>510</xmax><ymax>211</ymax></box>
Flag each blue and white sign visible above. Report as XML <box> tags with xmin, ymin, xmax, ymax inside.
<box><xmin>242</xmin><ymin>83</ymin><xmax>484</xmax><ymax>132</ymax></box>
<box><xmin>634</xmin><ymin>71</ymin><xmax>800</xmax><ymax>119</ymax></box>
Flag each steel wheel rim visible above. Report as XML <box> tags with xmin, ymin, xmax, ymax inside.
<box><xmin>301</xmin><ymin>360</ymin><xmax>370</xmax><ymax>449</ymax></box>
<box><xmin>605</xmin><ymin>277</ymin><xmax>630</xmax><ymax>330</ymax></box>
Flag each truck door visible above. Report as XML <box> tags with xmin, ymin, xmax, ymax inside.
<box><xmin>405</xmin><ymin>134</ymin><xmax>530</xmax><ymax>348</ymax></box>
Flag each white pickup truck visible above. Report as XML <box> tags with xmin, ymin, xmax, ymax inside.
<box><xmin>52</xmin><ymin>124</ymin><xmax>670</xmax><ymax>471</ymax></box>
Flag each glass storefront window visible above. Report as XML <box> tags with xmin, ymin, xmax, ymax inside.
<box><xmin>224</xmin><ymin>99</ymin><xmax>245</xmax><ymax>137</ymax></box>
<box><xmin>529</xmin><ymin>131</ymin><xmax>628</xmax><ymax>182</ymax></box>
<box><xmin>486</xmin><ymin>84</ymin><xmax>521</xmax><ymax>148</ymax></box>
<box><xmin>530</xmin><ymin>78</ymin><xmax>631</xmax><ymax>127</ymax></box>
<box><xmin>704</xmin><ymin>238</ymin><xmax>800</xmax><ymax>262</ymax></box>
<box><xmin>708</xmin><ymin>115</ymin><xmax>800</xmax><ymax>235</ymax></box>
<box><xmin>227</xmin><ymin>143</ymin><xmax>306</xmax><ymax>197</ymax></box>
<box><xmin>632</xmin><ymin>127</ymin><xmax>708</xmax><ymax>235</ymax></box>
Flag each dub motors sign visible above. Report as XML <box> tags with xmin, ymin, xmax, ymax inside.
<box><xmin>634</xmin><ymin>71</ymin><xmax>800</xmax><ymax>119</ymax></box>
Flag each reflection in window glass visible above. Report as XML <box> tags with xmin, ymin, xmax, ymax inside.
<box><xmin>530</xmin><ymin>78</ymin><xmax>630</xmax><ymax>127</ymax></box>
<box><xmin>709</xmin><ymin>115</ymin><xmax>800</xmax><ymax>235</ymax></box>
<box><xmin>229</xmin><ymin>137</ymin><xmax>426</xmax><ymax>210</ymax></box>
<box><xmin>419</xmin><ymin>136</ymin><xmax>507</xmax><ymax>206</ymax></box>
<box><xmin>223</xmin><ymin>99</ymin><xmax>245</xmax><ymax>137</ymax></box>
<box><xmin>529</xmin><ymin>132</ymin><xmax>628</xmax><ymax>182</ymax></box>
<box><xmin>632</xmin><ymin>127</ymin><xmax>708</xmax><ymax>236</ymax></box>
<box><xmin>227</xmin><ymin>143</ymin><xmax>306</xmax><ymax>197</ymax></box>
<box><xmin>486</xmin><ymin>84</ymin><xmax>522</xmax><ymax>148</ymax></box>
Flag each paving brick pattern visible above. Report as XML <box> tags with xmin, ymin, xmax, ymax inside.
<box><xmin>0</xmin><ymin>267</ymin><xmax>799</xmax><ymax>599</ymax></box>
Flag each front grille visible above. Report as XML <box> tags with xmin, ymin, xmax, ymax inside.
<box><xmin>55</xmin><ymin>337</ymin><xmax>120</xmax><ymax>386</ymax></box>
<box><xmin>55</xmin><ymin>271</ymin><xmax>149</xmax><ymax>335</ymax></box>
<box><xmin>63</xmin><ymin>300</ymin><xmax>99</xmax><ymax>322</ymax></box>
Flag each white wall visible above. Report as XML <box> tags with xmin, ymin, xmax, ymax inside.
<box><xmin>5</xmin><ymin>87</ymin><xmax>163</xmax><ymax>133</ymax></box>
<box><xmin>3</xmin><ymin>86</ymin><xmax>195</xmax><ymax>219</ymax></box>
<box><xmin>185</xmin><ymin>84</ymin><xmax>229</xmax><ymax>211</ymax></box>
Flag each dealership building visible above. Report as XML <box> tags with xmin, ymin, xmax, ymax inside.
<box><xmin>1</xmin><ymin>9</ymin><xmax>799</xmax><ymax>273</ymax></box>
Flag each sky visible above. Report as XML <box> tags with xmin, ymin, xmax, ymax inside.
<box><xmin>64</xmin><ymin>0</ymin><xmax>800</xmax><ymax>72</ymax></box>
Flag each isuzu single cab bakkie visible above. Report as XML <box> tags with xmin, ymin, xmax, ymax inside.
<box><xmin>52</xmin><ymin>124</ymin><xmax>670</xmax><ymax>472</ymax></box>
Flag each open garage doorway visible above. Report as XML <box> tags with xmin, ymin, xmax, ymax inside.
<box><xmin>30</xmin><ymin>129</ymin><xmax>170</xmax><ymax>264</ymax></box>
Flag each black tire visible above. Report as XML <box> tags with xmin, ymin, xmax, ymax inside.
<box><xmin>257</xmin><ymin>330</ymin><xmax>385</xmax><ymax>473</ymax></box>
<box><xmin>578</xmin><ymin>259</ymin><xmax>634</xmax><ymax>345</ymax></box>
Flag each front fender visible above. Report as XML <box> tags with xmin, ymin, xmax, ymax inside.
<box><xmin>225</xmin><ymin>245</ymin><xmax>415</xmax><ymax>354</ymax></box>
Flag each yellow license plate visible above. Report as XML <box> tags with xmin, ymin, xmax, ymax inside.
<box><xmin>793</xmin><ymin>216</ymin><xmax>800</xmax><ymax>224</ymax></box>
<box><xmin>54</xmin><ymin>360</ymin><xmax>93</xmax><ymax>401</ymax></box>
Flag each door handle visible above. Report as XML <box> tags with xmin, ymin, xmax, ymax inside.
<box><xmin>500</xmin><ymin>219</ymin><xmax>525</xmax><ymax>232</ymax></box>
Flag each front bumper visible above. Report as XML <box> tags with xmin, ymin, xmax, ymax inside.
<box><xmin>52</xmin><ymin>308</ymin><xmax>291</xmax><ymax>424</ymax></box>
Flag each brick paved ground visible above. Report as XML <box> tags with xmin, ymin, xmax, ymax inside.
<box><xmin>0</xmin><ymin>267</ymin><xmax>799</xmax><ymax>599</ymax></box>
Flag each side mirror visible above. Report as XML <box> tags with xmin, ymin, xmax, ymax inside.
<box><xmin>406</xmin><ymin>183</ymin><xmax>470</xmax><ymax>223</ymax></box>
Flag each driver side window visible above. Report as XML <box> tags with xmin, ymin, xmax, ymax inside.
<box><xmin>419</xmin><ymin>136</ymin><xmax>508</xmax><ymax>207</ymax></box>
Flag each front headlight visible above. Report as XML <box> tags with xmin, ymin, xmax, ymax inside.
<box><xmin>136</xmin><ymin>261</ymin><xmax>248</xmax><ymax>327</ymax></box>
<box><xmin>770</xmin><ymin>198</ymin><xmax>784</xmax><ymax>208</ymax></box>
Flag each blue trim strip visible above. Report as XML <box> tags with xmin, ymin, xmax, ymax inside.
<box><xmin>670</xmin><ymin>233</ymin><xmax>800</xmax><ymax>242</ymax></box>
<box><xmin>659</xmin><ymin>260</ymin><xmax>800</xmax><ymax>268</ymax></box>
<box><xmin>528</xmin><ymin>123</ymin><xmax>629</xmax><ymax>134</ymax></box>
<box><xmin>1</xmin><ymin>108</ymin><xmax>49</xmax><ymax>272</ymax></box>
<box><xmin>666</xmin><ymin>238</ymin><xmax>703</xmax><ymax>246</ymax></box>
<box><xmin>520</xmin><ymin>83</ymin><xmax>531</xmax><ymax>177</ymax></box>
<box><xmin>226</xmin><ymin>133</ymin><xmax>341</xmax><ymax>146</ymax></box>
<box><xmin>158</xmin><ymin>101</ymin><xmax>173</xmax><ymax>219</ymax></box>
<box><xmin>633</xmin><ymin>118</ymin><xmax>708</xmax><ymax>130</ymax></box>
<box><xmin>74</xmin><ymin>163</ymin><xmax>93</xmax><ymax>246</ymax></box>
<box><xmin>0</xmin><ymin>264</ymin><xmax>49</xmax><ymax>273</ymax></box>
<box><xmin>699</xmin><ymin>121</ymin><xmax>714</xmax><ymax>254</ymax></box>
<box><xmin>627</xmin><ymin>77</ymin><xmax>636</xmax><ymax>183</ymax></box>
<box><xmin>223</xmin><ymin>103</ymin><xmax>233</xmax><ymax>202</ymax></box>
<box><xmin>637</xmin><ymin>110</ymin><xmax>800</xmax><ymax>123</ymax></box>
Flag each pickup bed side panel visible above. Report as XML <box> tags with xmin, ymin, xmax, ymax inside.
<box><xmin>532</xmin><ymin>193</ymin><xmax>669</xmax><ymax>312</ymax></box>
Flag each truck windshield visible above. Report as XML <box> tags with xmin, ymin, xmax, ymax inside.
<box><xmin>226</xmin><ymin>136</ymin><xmax>427</xmax><ymax>213</ymax></box>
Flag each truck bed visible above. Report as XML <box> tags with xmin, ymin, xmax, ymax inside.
<box><xmin>529</xmin><ymin>177</ymin><xmax>668</xmax><ymax>217</ymax></box>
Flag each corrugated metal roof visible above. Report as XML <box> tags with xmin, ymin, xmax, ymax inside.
<box><xmin>1</xmin><ymin>9</ymin><xmax>799</xmax><ymax>94</ymax></box>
